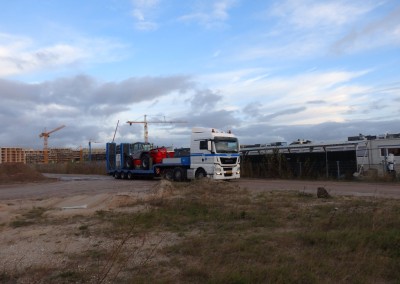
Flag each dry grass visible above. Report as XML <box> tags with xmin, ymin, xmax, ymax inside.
<box><xmin>32</xmin><ymin>161</ymin><xmax>106</xmax><ymax>175</ymax></box>
<box><xmin>0</xmin><ymin>163</ymin><xmax>49</xmax><ymax>184</ymax></box>
<box><xmin>3</xmin><ymin>180</ymin><xmax>400</xmax><ymax>283</ymax></box>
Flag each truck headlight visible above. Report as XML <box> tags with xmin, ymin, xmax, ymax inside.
<box><xmin>215</xmin><ymin>164</ymin><xmax>223</xmax><ymax>175</ymax></box>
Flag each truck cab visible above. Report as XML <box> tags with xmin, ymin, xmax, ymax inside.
<box><xmin>188</xmin><ymin>128</ymin><xmax>240</xmax><ymax>180</ymax></box>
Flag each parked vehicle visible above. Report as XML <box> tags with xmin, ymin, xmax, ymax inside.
<box><xmin>106</xmin><ymin>127</ymin><xmax>241</xmax><ymax>181</ymax></box>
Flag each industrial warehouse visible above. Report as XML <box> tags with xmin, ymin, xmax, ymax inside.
<box><xmin>240</xmin><ymin>132</ymin><xmax>399</xmax><ymax>179</ymax></box>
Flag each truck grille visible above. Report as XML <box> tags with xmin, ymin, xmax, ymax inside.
<box><xmin>224</xmin><ymin>167</ymin><xmax>233</xmax><ymax>176</ymax></box>
<box><xmin>220</xmin><ymin>157</ymin><xmax>237</xmax><ymax>164</ymax></box>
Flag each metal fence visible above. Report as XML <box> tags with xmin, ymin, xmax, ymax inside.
<box><xmin>241</xmin><ymin>151</ymin><xmax>358</xmax><ymax>180</ymax></box>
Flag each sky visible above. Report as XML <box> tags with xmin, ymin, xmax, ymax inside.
<box><xmin>1</xmin><ymin>0</ymin><xmax>399</xmax><ymax>150</ymax></box>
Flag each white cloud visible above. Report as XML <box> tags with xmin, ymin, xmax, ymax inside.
<box><xmin>262</xmin><ymin>0</ymin><xmax>400</xmax><ymax>57</ymax></box>
<box><xmin>131</xmin><ymin>0</ymin><xmax>160</xmax><ymax>31</ymax></box>
<box><xmin>233</xmin><ymin>35</ymin><xmax>325</xmax><ymax>61</ymax></box>
<box><xmin>212</xmin><ymin>0</ymin><xmax>234</xmax><ymax>21</ymax></box>
<box><xmin>332</xmin><ymin>5</ymin><xmax>400</xmax><ymax>54</ymax></box>
<box><xmin>0</xmin><ymin>33</ymin><xmax>32</xmax><ymax>53</ymax></box>
<box><xmin>200</xmin><ymin>68</ymin><xmax>377</xmax><ymax>126</ymax></box>
<box><xmin>0</xmin><ymin>43</ymin><xmax>86</xmax><ymax>77</ymax></box>
<box><xmin>271</xmin><ymin>0</ymin><xmax>376</xmax><ymax>30</ymax></box>
<box><xmin>231</xmin><ymin>1</ymin><xmax>384</xmax><ymax>62</ymax></box>
<box><xmin>178</xmin><ymin>0</ymin><xmax>237</xmax><ymax>28</ymax></box>
<box><xmin>0</xmin><ymin>33</ymin><xmax>127</xmax><ymax>77</ymax></box>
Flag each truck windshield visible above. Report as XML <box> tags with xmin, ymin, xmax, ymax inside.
<box><xmin>214</xmin><ymin>137</ymin><xmax>239</xmax><ymax>153</ymax></box>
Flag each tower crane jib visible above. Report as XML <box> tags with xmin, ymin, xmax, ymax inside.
<box><xmin>126</xmin><ymin>115</ymin><xmax>186</xmax><ymax>143</ymax></box>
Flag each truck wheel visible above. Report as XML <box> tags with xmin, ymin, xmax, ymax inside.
<box><xmin>195</xmin><ymin>169</ymin><xmax>206</xmax><ymax>179</ymax></box>
<box><xmin>173</xmin><ymin>167</ymin><xmax>185</xmax><ymax>182</ymax></box>
<box><xmin>163</xmin><ymin>169</ymin><xmax>174</xmax><ymax>181</ymax></box>
<box><xmin>127</xmin><ymin>172</ymin><xmax>134</xmax><ymax>180</ymax></box>
<box><xmin>141</xmin><ymin>154</ymin><xmax>150</xmax><ymax>170</ymax></box>
<box><xmin>121</xmin><ymin>172</ymin><xmax>127</xmax><ymax>179</ymax></box>
<box><xmin>114</xmin><ymin>171</ymin><xmax>121</xmax><ymax>179</ymax></box>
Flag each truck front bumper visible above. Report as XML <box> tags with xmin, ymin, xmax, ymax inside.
<box><xmin>213</xmin><ymin>165</ymin><xmax>240</xmax><ymax>179</ymax></box>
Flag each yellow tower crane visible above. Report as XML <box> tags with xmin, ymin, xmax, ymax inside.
<box><xmin>126</xmin><ymin>115</ymin><xmax>186</xmax><ymax>143</ymax></box>
<box><xmin>39</xmin><ymin>125</ymin><xmax>66</xmax><ymax>164</ymax></box>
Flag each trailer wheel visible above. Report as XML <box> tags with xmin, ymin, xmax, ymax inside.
<box><xmin>173</xmin><ymin>167</ymin><xmax>185</xmax><ymax>182</ymax></box>
<box><xmin>121</xmin><ymin>172</ymin><xmax>127</xmax><ymax>179</ymax></box>
<box><xmin>141</xmin><ymin>154</ymin><xmax>150</xmax><ymax>170</ymax></box>
<box><xmin>163</xmin><ymin>169</ymin><xmax>174</xmax><ymax>181</ymax></box>
<box><xmin>195</xmin><ymin>169</ymin><xmax>206</xmax><ymax>179</ymax></box>
<box><xmin>114</xmin><ymin>171</ymin><xmax>121</xmax><ymax>179</ymax></box>
<box><xmin>127</xmin><ymin>172</ymin><xmax>134</xmax><ymax>180</ymax></box>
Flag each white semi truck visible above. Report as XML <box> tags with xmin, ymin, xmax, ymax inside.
<box><xmin>106</xmin><ymin>127</ymin><xmax>240</xmax><ymax>181</ymax></box>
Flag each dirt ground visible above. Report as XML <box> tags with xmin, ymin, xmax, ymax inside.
<box><xmin>0</xmin><ymin>164</ymin><xmax>399</xmax><ymax>282</ymax></box>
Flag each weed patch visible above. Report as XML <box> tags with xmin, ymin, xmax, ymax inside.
<box><xmin>3</xmin><ymin>181</ymin><xmax>400</xmax><ymax>283</ymax></box>
<box><xmin>10</xmin><ymin>207</ymin><xmax>48</xmax><ymax>228</ymax></box>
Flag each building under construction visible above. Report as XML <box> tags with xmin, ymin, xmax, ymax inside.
<box><xmin>0</xmin><ymin>147</ymin><xmax>26</xmax><ymax>164</ymax></box>
<box><xmin>0</xmin><ymin>147</ymin><xmax>106</xmax><ymax>164</ymax></box>
<box><xmin>1</xmin><ymin>116</ymin><xmax>185</xmax><ymax>165</ymax></box>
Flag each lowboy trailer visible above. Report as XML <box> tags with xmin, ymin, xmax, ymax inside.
<box><xmin>106</xmin><ymin>127</ymin><xmax>241</xmax><ymax>181</ymax></box>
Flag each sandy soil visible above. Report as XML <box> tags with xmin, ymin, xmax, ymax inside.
<box><xmin>0</xmin><ymin>176</ymin><xmax>176</xmax><ymax>282</ymax></box>
<box><xmin>1</xmin><ymin>173</ymin><xmax>399</xmax><ymax>226</ymax></box>
<box><xmin>0</xmin><ymin>169</ymin><xmax>399</xmax><ymax>281</ymax></box>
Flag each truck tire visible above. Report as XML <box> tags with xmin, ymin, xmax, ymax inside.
<box><xmin>141</xmin><ymin>154</ymin><xmax>150</xmax><ymax>170</ymax></box>
<box><xmin>121</xmin><ymin>171</ymin><xmax>127</xmax><ymax>179</ymax></box>
<box><xmin>173</xmin><ymin>167</ymin><xmax>185</xmax><ymax>182</ymax></box>
<box><xmin>114</xmin><ymin>171</ymin><xmax>121</xmax><ymax>179</ymax></box>
<box><xmin>195</xmin><ymin>169</ymin><xmax>206</xmax><ymax>179</ymax></box>
<box><xmin>163</xmin><ymin>169</ymin><xmax>174</xmax><ymax>181</ymax></box>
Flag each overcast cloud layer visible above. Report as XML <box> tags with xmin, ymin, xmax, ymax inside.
<box><xmin>0</xmin><ymin>0</ymin><xmax>399</xmax><ymax>149</ymax></box>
